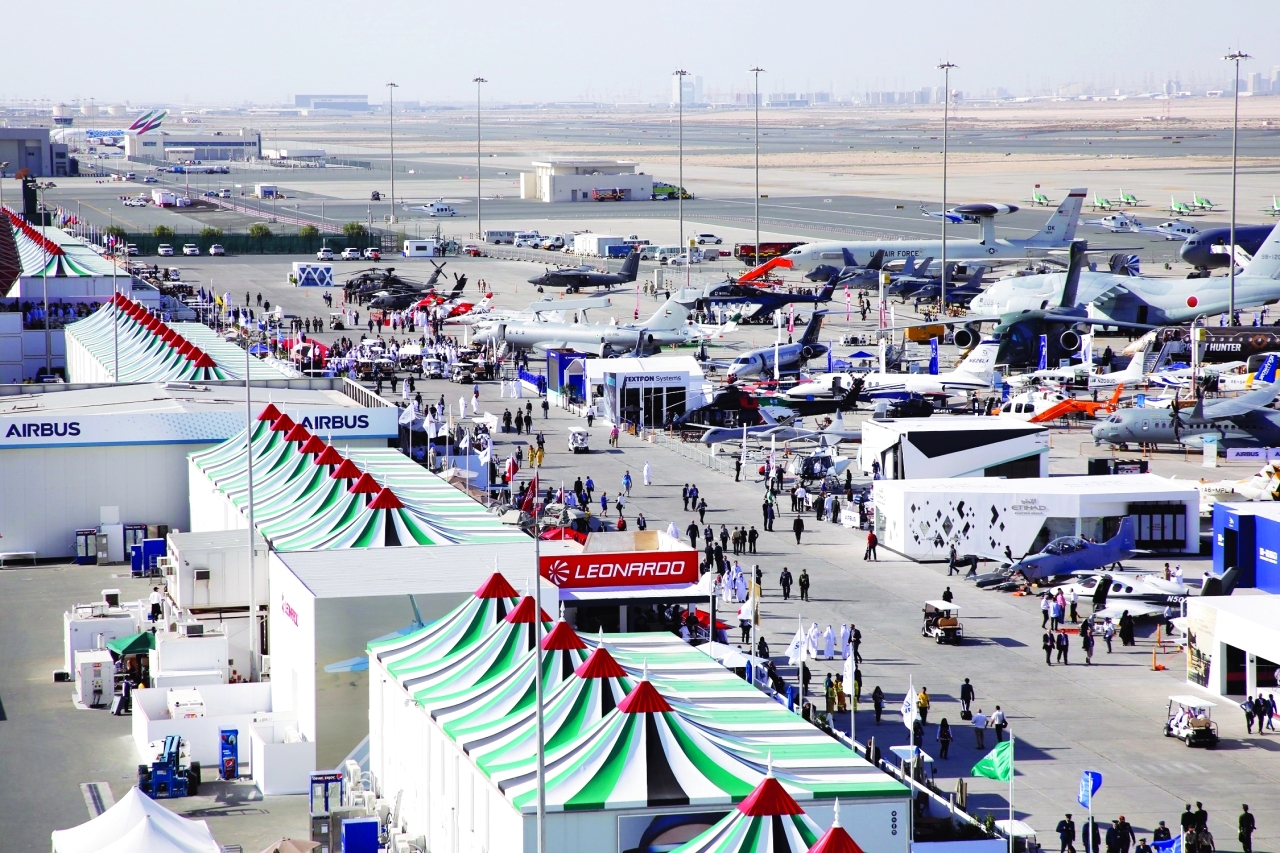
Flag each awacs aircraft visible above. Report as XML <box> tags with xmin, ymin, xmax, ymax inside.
<box><xmin>1091</xmin><ymin>366</ymin><xmax>1280</xmax><ymax>449</ymax></box>
<box><xmin>1006</xmin><ymin>517</ymin><xmax>1140</xmax><ymax>582</ymax></box>
<box><xmin>920</xmin><ymin>202</ymin><xmax>1016</xmax><ymax>224</ymax></box>
<box><xmin>491</xmin><ymin>295</ymin><xmax>695</xmax><ymax>356</ymax></box>
<box><xmin>971</xmin><ymin>224</ymin><xmax>1280</xmax><ymax>339</ymax></box>
<box><xmin>854</xmin><ymin>339</ymin><xmax>1000</xmax><ymax>401</ymax></box>
<box><xmin>780</xmin><ymin>189</ymin><xmax>1086</xmax><ymax>269</ymax></box>
<box><xmin>1180</xmin><ymin>224</ymin><xmax>1275</xmax><ymax>271</ymax></box>
<box><xmin>719</xmin><ymin>312</ymin><xmax>828</xmax><ymax>383</ymax></box>
<box><xmin>675</xmin><ymin>281</ymin><xmax>835</xmax><ymax>324</ymax></box>
<box><xmin>527</xmin><ymin>251</ymin><xmax>640</xmax><ymax>293</ymax></box>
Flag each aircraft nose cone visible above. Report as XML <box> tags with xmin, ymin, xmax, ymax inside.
<box><xmin>526</xmin><ymin>275</ymin><xmax>543</xmax><ymax>285</ymax></box>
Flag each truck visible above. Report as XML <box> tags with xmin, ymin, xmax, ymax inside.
<box><xmin>151</xmin><ymin>189</ymin><xmax>177</xmax><ymax>207</ymax></box>
<box><xmin>733</xmin><ymin>241</ymin><xmax>807</xmax><ymax>266</ymax></box>
<box><xmin>483</xmin><ymin>230</ymin><xmax>516</xmax><ymax>244</ymax></box>
<box><xmin>573</xmin><ymin>233</ymin><xmax>626</xmax><ymax>257</ymax></box>
<box><xmin>591</xmin><ymin>188</ymin><xmax>625</xmax><ymax>202</ymax></box>
<box><xmin>651</xmin><ymin>181</ymin><xmax>692</xmax><ymax>200</ymax></box>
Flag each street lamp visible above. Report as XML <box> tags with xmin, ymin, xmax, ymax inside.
<box><xmin>473</xmin><ymin>77</ymin><xmax>487</xmax><ymax>240</ymax></box>
<box><xmin>1224</xmin><ymin>49</ymin><xmax>1250</xmax><ymax>321</ymax></box>
<box><xmin>243</xmin><ymin>322</ymin><xmax>266</xmax><ymax>681</ymax></box>
<box><xmin>674</xmin><ymin>70</ymin><xmax>689</xmax><ymax>250</ymax></box>
<box><xmin>749</xmin><ymin>68</ymin><xmax>764</xmax><ymax>266</ymax></box>
<box><xmin>387</xmin><ymin>82</ymin><xmax>399</xmax><ymax>224</ymax></box>
<box><xmin>38</xmin><ymin>186</ymin><xmax>51</xmax><ymax>377</ymax></box>
<box><xmin>937</xmin><ymin>62</ymin><xmax>957</xmax><ymax>313</ymax></box>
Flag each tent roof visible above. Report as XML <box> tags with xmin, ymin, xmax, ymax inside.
<box><xmin>50</xmin><ymin>787</ymin><xmax>218</xmax><ymax>853</ymax></box>
<box><xmin>97</xmin><ymin>814</ymin><xmax>219</xmax><ymax>853</ymax></box>
<box><xmin>106</xmin><ymin>631</ymin><xmax>155</xmax><ymax>656</ymax></box>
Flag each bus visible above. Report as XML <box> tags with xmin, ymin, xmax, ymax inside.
<box><xmin>733</xmin><ymin>241</ymin><xmax>807</xmax><ymax>266</ymax></box>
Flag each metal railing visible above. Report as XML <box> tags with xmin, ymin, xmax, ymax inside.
<box><xmin>651</xmin><ymin>431</ymin><xmax>743</xmax><ymax>477</ymax></box>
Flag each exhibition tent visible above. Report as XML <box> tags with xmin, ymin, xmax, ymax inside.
<box><xmin>369</xmin><ymin>572</ymin><xmax>520</xmax><ymax>669</ymax></box>
<box><xmin>96</xmin><ymin>815</ymin><xmax>220</xmax><ymax>853</ymax></box>
<box><xmin>50</xmin><ymin>787</ymin><xmax>218</xmax><ymax>853</ymax></box>
<box><xmin>670</xmin><ymin>772</ymin><xmax>822</xmax><ymax>853</ymax></box>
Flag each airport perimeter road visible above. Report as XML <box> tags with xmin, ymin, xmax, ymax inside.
<box><xmin>439</xmin><ymin>389</ymin><xmax>1280</xmax><ymax>850</ymax></box>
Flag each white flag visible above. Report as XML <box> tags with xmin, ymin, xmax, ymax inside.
<box><xmin>843</xmin><ymin>655</ymin><xmax>855</xmax><ymax>697</ymax></box>
<box><xmin>901</xmin><ymin>677</ymin><xmax>919</xmax><ymax>730</ymax></box>
<box><xmin>785</xmin><ymin>621</ymin><xmax>806</xmax><ymax>666</ymax></box>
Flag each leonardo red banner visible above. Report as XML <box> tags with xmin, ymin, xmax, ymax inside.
<box><xmin>539</xmin><ymin>551</ymin><xmax>699</xmax><ymax>589</ymax></box>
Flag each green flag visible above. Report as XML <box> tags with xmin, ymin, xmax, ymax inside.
<box><xmin>970</xmin><ymin>739</ymin><xmax>1013</xmax><ymax>782</ymax></box>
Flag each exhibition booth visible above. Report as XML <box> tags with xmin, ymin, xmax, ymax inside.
<box><xmin>1185</xmin><ymin>593</ymin><xmax>1280</xmax><ymax>700</ymax></box>
<box><xmin>584</xmin><ymin>356</ymin><xmax>713</xmax><ymax>428</ymax></box>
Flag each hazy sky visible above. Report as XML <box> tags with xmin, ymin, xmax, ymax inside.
<box><xmin>8</xmin><ymin>0</ymin><xmax>1278</xmax><ymax>105</ymax></box>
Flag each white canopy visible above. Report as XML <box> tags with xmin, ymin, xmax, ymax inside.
<box><xmin>51</xmin><ymin>787</ymin><xmax>219</xmax><ymax>853</ymax></box>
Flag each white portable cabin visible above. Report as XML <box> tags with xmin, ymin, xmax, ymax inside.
<box><xmin>290</xmin><ymin>262</ymin><xmax>333</xmax><ymax>287</ymax></box>
<box><xmin>402</xmin><ymin>239</ymin><xmax>440</xmax><ymax>258</ymax></box>
<box><xmin>573</xmin><ymin>233</ymin><xmax>625</xmax><ymax>256</ymax></box>
<box><xmin>860</xmin><ymin>416</ymin><xmax>1049</xmax><ymax>480</ymax></box>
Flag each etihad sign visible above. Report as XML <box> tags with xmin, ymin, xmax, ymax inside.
<box><xmin>539</xmin><ymin>552</ymin><xmax>699</xmax><ymax>589</ymax></box>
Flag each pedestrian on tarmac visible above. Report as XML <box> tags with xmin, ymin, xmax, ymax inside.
<box><xmin>584</xmin><ymin>475</ymin><xmax>595</xmax><ymax>502</ymax></box>
<box><xmin>1056</xmin><ymin>630</ymin><xmax>1070</xmax><ymax>665</ymax></box>
<box><xmin>948</xmin><ymin>544</ymin><xmax>959</xmax><ymax>576</ymax></box>
<box><xmin>937</xmin><ymin>719</ymin><xmax>953</xmax><ymax>759</ymax></box>
<box><xmin>779</xmin><ymin>567</ymin><xmax>793</xmax><ymax>600</ymax></box>
<box><xmin>1239</xmin><ymin>805</ymin><xmax>1256</xmax><ymax>853</ymax></box>
<box><xmin>748</xmin><ymin>525</ymin><xmax>759</xmax><ymax>554</ymax></box>
<box><xmin>1043</xmin><ymin>629</ymin><xmax>1055</xmax><ymax>665</ymax></box>
<box><xmin>960</xmin><ymin>678</ymin><xmax>975</xmax><ymax>715</ymax></box>
<box><xmin>622</xmin><ymin>471</ymin><xmax>633</xmax><ymax>496</ymax></box>
<box><xmin>792</xmin><ymin>515</ymin><xmax>805</xmax><ymax>545</ymax></box>
<box><xmin>1057</xmin><ymin>815</ymin><xmax>1077</xmax><ymax>853</ymax></box>
<box><xmin>864</xmin><ymin>531</ymin><xmax>878</xmax><ymax>561</ymax></box>
<box><xmin>698</xmin><ymin>497</ymin><xmax>708</xmax><ymax>523</ymax></box>
<box><xmin>972</xmin><ymin>708</ymin><xmax>988</xmax><ymax>748</ymax></box>
<box><xmin>990</xmin><ymin>705</ymin><xmax>1007</xmax><ymax>742</ymax></box>
<box><xmin>872</xmin><ymin>686</ymin><xmax>885</xmax><ymax>724</ymax></box>
<box><xmin>683</xmin><ymin>484</ymin><xmax>691</xmax><ymax>512</ymax></box>
<box><xmin>798</xmin><ymin>568</ymin><xmax>810</xmax><ymax>601</ymax></box>
<box><xmin>1115</xmin><ymin>816</ymin><xmax>1136</xmax><ymax>853</ymax></box>
<box><xmin>686</xmin><ymin>520</ymin><xmax>700</xmax><ymax>549</ymax></box>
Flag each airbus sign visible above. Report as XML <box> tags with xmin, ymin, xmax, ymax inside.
<box><xmin>539</xmin><ymin>551</ymin><xmax>699</xmax><ymax>589</ymax></box>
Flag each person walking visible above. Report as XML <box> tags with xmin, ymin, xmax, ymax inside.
<box><xmin>972</xmin><ymin>708</ymin><xmax>988</xmax><ymax>748</ymax></box>
<box><xmin>779</xmin><ymin>567</ymin><xmax>793</xmax><ymax>600</ymax></box>
<box><xmin>865</xmin><ymin>530</ymin><xmax>878</xmax><ymax>561</ymax></box>
<box><xmin>1103</xmin><ymin>618</ymin><xmax>1115</xmax><ymax>653</ymax></box>
<box><xmin>960</xmin><ymin>678</ymin><xmax>975</xmax><ymax>716</ymax></box>
<box><xmin>798</xmin><ymin>568</ymin><xmax>810</xmax><ymax>601</ymax></box>
<box><xmin>1057</xmin><ymin>815</ymin><xmax>1078</xmax><ymax>853</ymax></box>
<box><xmin>747</xmin><ymin>525</ymin><xmax>759</xmax><ymax>554</ymax></box>
<box><xmin>1069</xmin><ymin>588</ymin><xmax>1080</xmax><ymax>623</ymax></box>
<box><xmin>698</xmin><ymin>497</ymin><xmax>708</xmax><ymax>524</ymax></box>
<box><xmin>734</xmin><ymin>457</ymin><xmax>742</xmax><ymax>482</ymax></box>
<box><xmin>918</xmin><ymin>687</ymin><xmax>931</xmax><ymax>725</ymax></box>
<box><xmin>991</xmin><ymin>705</ymin><xmax>1007</xmax><ymax>742</ymax></box>
<box><xmin>1239</xmin><ymin>805</ymin><xmax>1256</xmax><ymax>853</ymax></box>
<box><xmin>585</xmin><ymin>475</ymin><xmax>595</xmax><ymax>502</ymax></box>
<box><xmin>1041</xmin><ymin>594</ymin><xmax>1052</xmax><ymax>629</ymax></box>
<box><xmin>1056</xmin><ymin>630</ymin><xmax>1070</xmax><ymax>665</ymax></box>
<box><xmin>942</xmin><ymin>586</ymin><xmax>954</xmax><ymax>603</ymax></box>
<box><xmin>586</xmin><ymin>405</ymin><xmax>595</xmax><ymax>427</ymax></box>
<box><xmin>1043</xmin><ymin>629</ymin><xmax>1055</xmax><ymax>665</ymax></box>
<box><xmin>872</xmin><ymin>685</ymin><xmax>885</xmax><ymax>725</ymax></box>
<box><xmin>642</xmin><ymin>463</ymin><xmax>651</xmax><ymax>487</ymax></box>
<box><xmin>686</xmin><ymin>520</ymin><xmax>700</xmax><ymax>550</ymax></box>
<box><xmin>764</xmin><ymin>501</ymin><xmax>775</xmax><ymax>532</ymax></box>
<box><xmin>948</xmin><ymin>544</ymin><xmax>959</xmax><ymax>576</ymax></box>
<box><xmin>1244</xmin><ymin>696</ymin><xmax>1257</xmax><ymax>734</ymax></box>
<box><xmin>622</xmin><ymin>471</ymin><xmax>633</xmax><ymax>497</ymax></box>
<box><xmin>851</xmin><ymin>624</ymin><xmax>863</xmax><ymax>665</ymax></box>
<box><xmin>541</xmin><ymin>398</ymin><xmax>549</xmax><ymax>419</ymax></box>
<box><xmin>1082</xmin><ymin>626</ymin><xmax>1095</xmax><ymax>665</ymax></box>
<box><xmin>937</xmin><ymin>719</ymin><xmax>954</xmax><ymax>759</ymax></box>
<box><xmin>682</xmin><ymin>484</ymin><xmax>691</xmax><ymax>512</ymax></box>
<box><xmin>793</xmin><ymin>515</ymin><xmax>805</xmax><ymax>545</ymax></box>
<box><xmin>1115</xmin><ymin>816</ymin><xmax>1136</xmax><ymax>853</ymax></box>
<box><xmin>1254</xmin><ymin>695</ymin><xmax>1270</xmax><ymax>735</ymax></box>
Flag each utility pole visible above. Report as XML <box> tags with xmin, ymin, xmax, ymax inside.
<box><xmin>244</xmin><ymin>329</ymin><xmax>258</xmax><ymax>680</ymax></box>
<box><xmin>473</xmin><ymin>77</ymin><xmax>487</xmax><ymax>240</ymax></box>
<box><xmin>750</xmin><ymin>67</ymin><xmax>765</xmax><ymax>267</ymax></box>
<box><xmin>937</xmin><ymin>62</ymin><xmax>957</xmax><ymax>314</ymax></box>
<box><xmin>1224</xmin><ymin>50</ymin><xmax>1250</xmax><ymax>321</ymax></box>
<box><xmin>387</xmin><ymin>82</ymin><xmax>399</xmax><ymax>224</ymax></box>
<box><xmin>674</xmin><ymin>70</ymin><xmax>689</xmax><ymax>250</ymax></box>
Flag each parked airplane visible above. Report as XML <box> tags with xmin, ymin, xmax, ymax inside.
<box><xmin>1027</xmin><ymin>188</ymin><xmax>1053</xmax><ymax>207</ymax></box>
<box><xmin>1090</xmin><ymin>194</ymin><xmax>1118</xmax><ymax>211</ymax></box>
<box><xmin>1006</xmin><ymin>517</ymin><xmax>1139</xmax><ymax>582</ymax></box>
<box><xmin>920</xmin><ymin>202</ymin><xmax>1015</xmax><ymax>224</ymax></box>
<box><xmin>1179</xmin><ymin>224</ymin><xmax>1275</xmax><ymax>271</ymax></box>
<box><xmin>526</xmin><ymin>251</ymin><xmax>640</xmax><ymax>293</ymax></box>
<box><xmin>905</xmin><ymin>266</ymin><xmax>988</xmax><ymax>304</ymax></box>
<box><xmin>779</xmin><ymin>189</ymin><xmax>1086</xmax><ymax>269</ymax></box>
<box><xmin>486</xmin><ymin>295</ymin><xmax>695</xmax><ymax>356</ymax></box>
<box><xmin>1011</xmin><ymin>339</ymin><xmax>1148</xmax><ymax>390</ymax></box>
<box><xmin>1264</xmin><ymin>196</ymin><xmax>1280</xmax><ymax>217</ymax></box>
<box><xmin>1082</xmin><ymin>212</ymin><xmax>1143</xmax><ymax>233</ymax></box>
<box><xmin>803</xmin><ymin>249</ymin><xmax>886</xmax><ymax>283</ymax></box>
<box><xmin>852</xmin><ymin>340</ymin><xmax>1000</xmax><ymax>401</ymax></box>
<box><xmin>1167</xmin><ymin>196</ymin><xmax>1195</xmax><ymax>216</ymax></box>
<box><xmin>1118</xmin><ymin>189</ymin><xmax>1141</xmax><ymax>207</ymax></box>
<box><xmin>1191</xmin><ymin>192</ymin><xmax>1218</xmax><ymax>211</ymax></box>
<box><xmin>719</xmin><ymin>313</ymin><xmax>828</xmax><ymax>383</ymax></box>
<box><xmin>675</xmin><ymin>281</ymin><xmax>835</xmax><ymax>324</ymax></box>
<box><xmin>1138</xmin><ymin>219</ymin><xmax>1198</xmax><ymax>241</ymax></box>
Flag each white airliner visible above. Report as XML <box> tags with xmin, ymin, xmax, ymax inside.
<box><xmin>781</xmin><ymin>189</ymin><xmax>1086</xmax><ymax>270</ymax></box>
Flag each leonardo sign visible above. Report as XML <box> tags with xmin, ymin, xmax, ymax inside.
<box><xmin>539</xmin><ymin>552</ymin><xmax>699</xmax><ymax>589</ymax></box>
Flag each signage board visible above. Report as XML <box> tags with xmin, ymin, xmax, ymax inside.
<box><xmin>539</xmin><ymin>550</ymin><xmax>699</xmax><ymax>589</ymax></box>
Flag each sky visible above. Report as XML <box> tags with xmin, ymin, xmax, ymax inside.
<box><xmin>7</xmin><ymin>0</ymin><xmax>1279</xmax><ymax>106</ymax></box>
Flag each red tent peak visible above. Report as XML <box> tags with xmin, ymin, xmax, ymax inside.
<box><xmin>176</xmin><ymin>340</ymin><xmax>195</xmax><ymax>357</ymax></box>
<box><xmin>184</xmin><ymin>347</ymin><xmax>205</xmax><ymax>361</ymax></box>
<box><xmin>300</xmin><ymin>435</ymin><xmax>327</xmax><ymax>454</ymax></box>
<box><xmin>256</xmin><ymin>403</ymin><xmax>283</xmax><ymax>422</ymax></box>
<box><xmin>284</xmin><ymin>423</ymin><xmax>311</xmax><ymax>442</ymax></box>
<box><xmin>349</xmin><ymin>472</ymin><xmax>381</xmax><ymax>494</ymax></box>
<box><xmin>541</xmin><ymin>620</ymin><xmax>586</xmax><ymax>651</ymax></box>
<box><xmin>270</xmin><ymin>414</ymin><xmax>296</xmax><ymax>432</ymax></box>
<box><xmin>474</xmin><ymin>572</ymin><xmax>518</xmax><ymax>599</ymax></box>
<box><xmin>315</xmin><ymin>446</ymin><xmax>344</xmax><ymax>466</ymax></box>
<box><xmin>331</xmin><ymin>458</ymin><xmax>362</xmax><ymax>480</ymax></box>
<box><xmin>808</xmin><ymin>801</ymin><xmax>863</xmax><ymax>853</ymax></box>
<box><xmin>191</xmin><ymin>352</ymin><xmax>217</xmax><ymax>369</ymax></box>
<box><xmin>736</xmin><ymin>776</ymin><xmax>805</xmax><ymax>817</ymax></box>
<box><xmin>617</xmin><ymin>679</ymin><xmax>673</xmax><ymax>714</ymax></box>
<box><xmin>368</xmin><ymin>487</ymin><xmax>404</xmax><ymax>510</ymax></box>
<box><xmin>504</xmin><ymin>595</ymin><xmax>552</xmax><ymax>624</ymax></box>
<box><xmin>575</xmin><ymin>645</ymin><xmax>626</xmax><ymax>679</ymax></box>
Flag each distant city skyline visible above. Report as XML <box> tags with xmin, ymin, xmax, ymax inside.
<box><xmin>3</xmin><ymin>0</ymin><xmax>1277</xmax><ymax>106</ymax></box>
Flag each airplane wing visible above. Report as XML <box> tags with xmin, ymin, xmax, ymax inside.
<box><xmin>1039</xmin><ymin>314</ymin><xmax>1158</xmax><ymax>331</ymax></box>
<box><xmin>1094</xmin><ymin>602</ymin><xmax>1166</xmax><ymax>621</ymax></box>
<box><xmin>1203</xmin><ymin>379</ymin><xmax>1280</xmax><ymax>420</ymax></box>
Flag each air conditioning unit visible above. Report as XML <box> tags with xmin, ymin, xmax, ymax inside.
<box><xmin>194</xmin><ymin>569</ymin><xmax>211</xmax><ymax>581</ymax></box>
<box><xmin>180</xmin><ymin>622</ymin><xmax>204</xmax><ymax>637</ymax></box>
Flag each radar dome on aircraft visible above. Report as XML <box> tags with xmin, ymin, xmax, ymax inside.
<box><xmin>952</xmin><ymin>203</ymin><xmax>1019</xmax><ymax>217</ymax></box>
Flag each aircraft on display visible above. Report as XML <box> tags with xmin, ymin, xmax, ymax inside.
<box><xmin>484</xmin><ymin>296</ymin><xmax>699</xmax><ymax>356</ymax></box>
<box><xmin>803</xmin><ymin>249</ymin><xmax>888</xmax><ymax>286</ymax></box>
<box><xmin>970</xmin><ymin>226</ymin><xmax>1280</xmax><ymax>358</ymax></box>
<box><xmin>1005</xmin><ymin>517</ymin><xmax>1140</xmax><ymax>582</ymax></box>
<box><xmin>1263</xmin><ymin>196</ymin><xmax>1280</xmax><ymax>217</ymax></box>
<box><xmin>851</xmin><ymin>340</ymin><xmax>1000</xmax><ymax>401</ymax></box>
<box><xmin>999</xmin><ymin>386</ymin><xmax>1124</xmax><ymax>423</ymax></box>
<box><xmin>1065</xmin><ymin>570</ymin><xmax>1209</xmax><ymax>621</ymax></box>
<box><xmin>1166</xmin><ymin>197</ymin><xmax>1196</xmax><ymax>216</ymax></box>
<box><xmin>905</xmin><ymin>266</ymin><xmax>989</xmax><ymax>304</ymax></box>
<box><xmin>674</xmin><ymin>281</ymin><xmax>835</xmax><ymax>324</ymax></box>
<box><xmin>920</xmin><ymin>203</ymin><xmax>1016</xmax><ymax>224</ymax></box>
<box><xmin>1027</xmin><ymin>188</ymin><xmax>1053</xmax><ymax>207</ymax></box>
<box><xmin>50</xmin><ymin>110</ymin><xmax>168</xmax><ymax>148</ymax></box>
<box><xmin>1138</xmin><ymin>220</ymin><xmax>1198</xmax><ymax>241</ymax></box>
<box><xmin>779</xmin><ymin>189</ymin><xmax>1086</xmax><ymax>269</ymax></box>
<box><xmin>673</xmin><ymin>386</ymin><xmax>790</xmax><ymax>439</ymax></box>
<box><xmin>1090</xmin><ymin>194</ymin><xmax>1118</xmax><ymax>211</ymax></box>
<box><xmin>526</xmin><ymin>251</ymin><xmax>640</xmax><ymax>293</ymax></box>
<box><xmin>1083</xmin><ymin>212</ymin><xmax>1143</xmax><ymax>233</ymax></box>
<box><xmin>1118</xmin><ymin>189</ymin><xmax>1141</xmax><ymax>206</ymax></box>
<box><xmin>1179</xmin><ymin>224</ymin><xmax>1276</xmax><ymax>271</ymax></box>
<box><xmin>368</xmin><ymin>273</ymin><xmax>467</xmax><ymax>311</ymax></box>
<box><xmin>1011</xmin><ymin>339</ymin><xmax>1148</xmax><ymax>390</ymax></box>
<box><xmin>717</xmin><ymin>313</ymin><xmax>828</xmax><ymax>383</ymax></box>
<box><xmin>1191</xmin><ymin>192</ymin><xmax>1218</xmax><ymax>211</ymax></box>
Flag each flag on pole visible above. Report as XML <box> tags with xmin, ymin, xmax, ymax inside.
<box><xmin>844</xmin><ymin>285</ymin><xmax>850</xmax><ymax>321</ymax></box>
<box><xmin>785</xmin><ymin>619</ymin><xmax>805</xmax><ymax>665</ymax></box>
<box><xmin>787</xmin><ymin>303</ymin><xmax>795</xmax><ymax>334</ymax></box>
<box><xmin>970</xmin><ymin>739</ymin><xmax>1013</xmax><ymax>782</ymax></box>
<box><xmin>1151</xmin><ymin>836</ymin><xmax>1182</xmax><ymax>853</ymax></box>
<box><xmin>901</xmin><ymin>678</ymin><xmax>919</xmax><ymax>729</ymax></box>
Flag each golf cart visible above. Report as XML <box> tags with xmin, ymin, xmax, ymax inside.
<box><xmin>568</xmin><ymin>427</ymin><xmax>590</xmax><ymax>454</ymax></box>
<box><xmin>422</xmin><ymin>358</ymin><xmax>445</xmax><ymax>379</ymax></box>
<box><xmin>329</xmin><ymin>312</ymin><xmax>346</xmax><ymax>331</ymax></box>
<box><xmin>922</xmin><ymin>600</ymin><xmax>964</xmax><ymax>645</ymax></box>
<box><xmin>1165</xmin><ymin>695</ymin><xmax>1219</xmax><ymax>748</ymax></box>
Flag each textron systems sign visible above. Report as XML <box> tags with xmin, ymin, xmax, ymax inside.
<box><xmin>539</xmin><ymin>552</ymin><xmax>699</xmax><ymax>589</ymax></box>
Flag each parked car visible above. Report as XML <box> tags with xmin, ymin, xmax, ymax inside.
<box><xmin>217</xmin><ymin>188</ymin><xmax>231</xmax><ymax>198</ymax></box>
<box><xmin>668</xmin><ymin>252</ymin><xmax>700</xmax><ymax>266</ymax></box>
<box><xmin>124</xmin><ymin>172</ymin><xmax>137</xmax><ymax>181</ymax></box>
<box><xmin>316</xmin><ymin>247</ymin><xmax>335</xmax><ymax>261</ymax></box>
<box><xmin>208</xmin><ymin>244</ymin><xmax>225</xmax><ymax>256</ymax></box>
<box><xmin>157</xmin><ymin>244</ymin><xmax>175</xmax><ymax>257</ymax></box>
<box><xmin>462</xmin><ymin>244</ymin><xmax>482</xmax><ymax>257</ymax></box>
<box><xmin>362</xmin><ymin>248</ymin><xmax>381</xmax><ymax>261</ymax></box>
<box><xmin>341</xmin><ymin>248</ymin><xmax>362</xmax><ymax>260</ymax></box>
<box><xmin>142</xmin><ymin>176</ymin><xmax>158</xmax><ymax>184</ymax></box>
<box><xmin>696</xmin><ymin>233</ymin><xmax>723</xmax><ymax>245</ymax></box>
<box><xmin>182</xmin><ymin>244</ymin><xmax>200</xmax><ymax>256</ymax></box>
<box><xmin>125</xmin><ymin>244</ymin><xmax>139</xmax><ymax>256</ymax></box>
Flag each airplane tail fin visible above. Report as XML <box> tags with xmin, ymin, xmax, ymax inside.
<box><xmin>619</xmin><ymin>250</ymin><xmax>641</xmax><ymax>283</ymax></box>
<box><xmin>929</xmin><ymin>338</ymin><xmax>939</xmax><ymax>375</ymax></box>
<box><xmin>817</xmin><ymin>283</ymin><xmax>836</xmax><ymax>301</ymax></box>
<box><xmin>1059</xmin><ymin>240</ymin><xmax>1088</xmax><ymax>309</ymax></box>
<box><xmin>1241</xmin><ymin>224</ymin><xmax>1280</xmax><ymax>279</ymax></box>
<box><xmin>867</xmin><ymin>249</ymin><xmax>886</xmax><ymax>271</ymax></box>
<box><xmin>1037</xmin><ymin>335</ymin><xmax>1048</xmax><ymax>371</ymax></box>
<box><xmin>1252</xmin><ymin>353</ymin><xmax>1279</xmax><ymax>386</ymax></box>
<box><xmin>1027</xmin><ymin>188</ymin><xmax>1086</xmax><ymax>245</ymax></box>
<box><xmin>800</xmin><ymin>311</ymin><xmax>825</xmax><ymax>345</ymax></box>
<box><xmin>642</xmin><ymin>297</ymin><xmax>690</xmax><ymax>331</ymax></box>
<box><xmin>1108</xmin><ymin>384</ymin><xmax>1123</xmax><ymax>406</ymax></box>
<box><xmin>1113</xmin><ymin>516</ymin><xmax>1135</xmax><ymax>552</ymax></box>
<box><xmin>842</xmin><ymin>248</ymin><xmax>858</xmax><ymax>269</ymax></box>
<box><xmin>954</xmin><ymin>340</ymin><xmax>999</xmax><ymax>381</ymax></box>
<box><xmin>901</xmin><ymin>256</ymin><xmax>917</xmax><ymax>277</ymax></box>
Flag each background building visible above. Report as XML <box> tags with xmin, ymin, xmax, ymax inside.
<box><xmin>0</xmin><ymin>128</ymin><xmax>71</xmax><ymax>177</ymax></box>
<box><xmin>519</xmin><ymin>160</ymin><xmax>653</xmax><ymax>203</ymax></box>
<box><xmin>125</xmin><ymin>128</ymin><xmax>261</xmax><ymax>162</ymax></box>
<box><xmin>292</xmin><ymin>95</ymin><xmax>371</xmax><ymax>112</ymax></box>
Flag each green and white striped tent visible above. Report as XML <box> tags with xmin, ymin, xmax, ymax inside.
<box><xmin>670</xmin><ymin>771</ymin><xmax>823</xmax><ymax>853</ymax></box>
<box><xmin>188</xmin><ymin>406</ymin><xmax>527</xmax><ymax>550</ymax></box>
<box><xmin>6</xmin><ymin>211</ymin><xmax>118</xmax><ymax>278</ymax></box>
<box><xmin>65</xmin><ymin>294</ymin><xmax>296</xmax><ymax>382</ymax></box>
<box><xmin>370</xmin><ymin>572</ymin><xmax>521</xmax><ymax>668</ymax></box>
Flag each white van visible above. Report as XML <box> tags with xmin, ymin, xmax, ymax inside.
<box><xmin>483</xmin><ymin>230</ymin><xmax>516</xmax><ymax>244</ymax></box>
<box><xmin>654</xmin><ymin>246</ymin><xmax>683</xmax><ymax>264</ymax></box>
<box><xmin>513</xmin><ymin>230</ymin><xmax>542</xmax><ymax>246</ymax></box>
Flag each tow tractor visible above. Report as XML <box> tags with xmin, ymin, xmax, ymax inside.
<box><xmin>138</xmin><ymin>735</ymin><xmax>201</xmax><ymax>798</ymax></box>
<box><xmin>1164</xmin><ymin>695</ymin><xmax>1219</xmax><ymax>748</ymax></box>
<box><xmin>922</xmin><ymin>600</ymin><xmax>964</xmax><ymax>645</ymax></box>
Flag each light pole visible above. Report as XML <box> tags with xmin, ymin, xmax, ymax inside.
<box><xmin>38</xmin><ymin>186</ymin><xmax>51</xmax><ymax>376</ymax></box>
<box><xmin>937</xmin><ymin>62</ymin><xmax>957</xmax><ymax>314</ymax></box>
<box><xmin>750</xmin><ymin>67</ymin><xmax>764</xmax><ymax>266</ymax></box>
<box><xmin>244</xmin><ymin>324</ymin><xmax>261</xmax><ymax>681</ymax></box>
<box><xmin>473</xmin><ymin>77</ymin><xmax>487</xmax><ymax>240</ymax></box>
<box><xmin>1224</xmin><ymin>50</ymin><xmax>1250</xmax><ymax>321</ymax></box>
<box><xmin>387</xmin><ymin>82</ymin><xmax>399</xmax><ymax>224</ymax></box>
<box><xmin>674</xmin><ymin>70</ymin><xmax>689</xmax><ymax>250</ymax></box>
